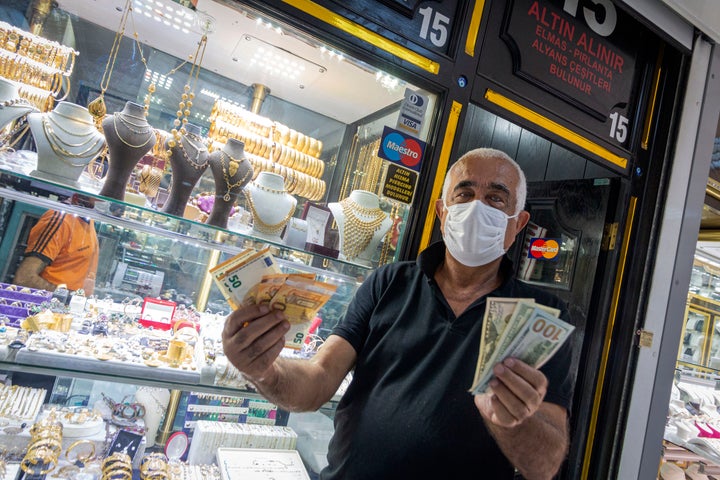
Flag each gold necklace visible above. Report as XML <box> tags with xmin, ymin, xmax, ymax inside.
<box><xmin>112</xmin><ymin>113</ymin><xmax>153</xmax><ymax>148</ymax></box>
<box><xmin>251</xmin><ymin>180</ymin><xmax>286</xmax><ymax>194</ymax></box>
<box><xmin>339</xmin><ymin>197</ymin><xmax>387</xmax><ymax>259</ymax></box>
<box><xmin>168</xmin><ymin>35</ymin><xmax>208</xmax><ymax>151</ymax></box>
<box><xmin>87</xmin><ymin>0</ymin><xmax>131</xmax><ymax>124</ymax></box>
<box><xmin>0</xmin><ymin>98</ymin><xmax>32</xmax><ymax>109</ymax></box>
<box><xmin>46</xmin><ymin>113</ymin><xmax>96</xmax><ymax>138</ymax></box>
<box><xmin>219</xmin><ymin>151</ymin><xmax>252</xmax><ymax>201</ymax></box>
<box><xmin>41</xmin><ymin>116</ymin><xmax>100</xmax><ymax>148</ymax></box>
<box><xmin>244</xmin><ymin>190</ymin><xmax>295</xmax><ymax>235</ymax></box>
<box><xmin>178</xmin><ymin>133</ymin><xmax>208</xmax><ymax>170</ymax></box>
<box><xmin>128</xmin><ymin>8</ymin><xmax>190</xmax><ymax>117</ymax></box>
<box><xmin>40</xmin><ymin>117</ymin><xmax>104</xmax><ymax>165</ymax></box>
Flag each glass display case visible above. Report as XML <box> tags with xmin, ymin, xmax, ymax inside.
<box><xmin>0</xmin><ymin>0</ymin><xmax>443</xmax><ymax>476</ymax></box>
<box><xmin>678</xmin><ymin>258</ymin><xmax>720</xmax><ymax>372</ymax></box>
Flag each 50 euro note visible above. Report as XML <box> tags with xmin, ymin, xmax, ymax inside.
<box><xmin>470</xmin><ymin>305</ymin><xmax>573</xmax><ymax>395</ymax></box>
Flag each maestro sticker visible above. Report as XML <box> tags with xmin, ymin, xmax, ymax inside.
<box><xmin>377</xmin><ymin>126</ymin><xmax>425</xmax><ymax>172</ymax></box>
<box><xmin>528</xmin><ymin>238</ymin><xmax>560</xmax><ymax>261</ymax></box>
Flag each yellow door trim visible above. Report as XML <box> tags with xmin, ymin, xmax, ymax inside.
<box><xmin>419</xmin><ymin>101</ymin><xmax>463</xmax><ymax>252</ymax></box>
<box><xmin>484</xmin><ymin>89</ymin><xmax>629</xmax><ymax>170</ymax></box>
<box><xmin>281</xmin><ymin>0</ymin><xmax>440</xmax><ymax>74</ymax></box>
<box><xmin>465</xmin><ymin>0</ymin><xmax>486</xmax><ymax>57</ymax></box>
<box><xmin>581</xmin><ymin>196</ymin><xmax>637</xmax><ymax>480</ymax></box>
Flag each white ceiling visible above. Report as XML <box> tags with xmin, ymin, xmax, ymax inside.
<box><xmin>56</xmin><ymin>0</ymin><xmax>407</xmax><ymax>124</ymax></box>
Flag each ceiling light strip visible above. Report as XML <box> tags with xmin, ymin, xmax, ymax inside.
<box><xmin>280</xmin><ymin>0</ymin><xmax>440</xmax><ymax>75</ymax></box>
<box><xmin>484</xmin><ymin>89</ymin><xmax>629</xmax><ymax>170</ymax></box>
<box><xmin>465</xmin><ymin>0</ymin><xmax>486</xmax><ymax>57</ymax></box>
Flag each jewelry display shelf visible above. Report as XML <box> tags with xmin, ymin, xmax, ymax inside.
<box><xmin>663</xmin><ymin>438</ymin><xmax>720</xmax><ymax>475</ymax></box>
<box><xmin>0</xmin><ymin>156</ymin><xmax>373</xmax><ymax>280</ymax></box>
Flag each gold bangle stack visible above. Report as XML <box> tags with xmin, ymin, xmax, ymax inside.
<box><xmin>0</xmin><ymin>21</ymin><xmax>77</xmax><ymax>75</ymax></box>
<box><xmin>21</xmin><ymin>413</ymin><xmax>64</xmax><ymax>476</ymax></box>
<box><xmin>140</xmin><ymin>452</ymin><xmax>169</xmax><ymax>479</ymax></box>
<box><xmin>208</xmin><ymin>99</ymin><xmax>327</xmax><ymax>201</ymax></box>
<box><xmin>102</xmin><ymin>452</ymin><xmax>133</xmax><ymax>480</ymax></box>
<box><xmin>0</xmin><ymin>22</ymin><xmax>77</xmax><ymax>112</ymax></box>
<box><xmin>245</xmin><ymin>153</ymin><xmax>326</xmax><ymax>201</ymax></box>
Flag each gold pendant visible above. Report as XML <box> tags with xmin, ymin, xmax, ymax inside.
<box><xmin>228</xmin><ymin>160</ymin><xmax>239</xmax><ymax>177</ymax></box>
<box><xmin>87</xmin><ymin>96</ymin><xmax>107</xmax><ymax>120</ymax></box>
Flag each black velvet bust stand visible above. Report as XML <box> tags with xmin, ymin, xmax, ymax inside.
<box><xmin>162</xmin><ymin>123</ymin><xmax>209</xmax><ymax>217</ymax></box>
<box><xmin>99</xmin><ymin>101</ymin><xmax>156</xmax><ymax>201</ymax></box>
<box><xmin>206</xmin><ymin>138</ymin><xmax>253</xmax><ymax>228</ymax></box>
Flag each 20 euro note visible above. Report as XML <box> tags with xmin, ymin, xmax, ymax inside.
<box><xmin>470</xmin><ymin>306</ymin><xmax>574</xmax><ymax>395</ymax></box>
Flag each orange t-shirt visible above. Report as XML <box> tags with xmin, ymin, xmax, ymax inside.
<box><xmin>25</xmin><ymin>210</ymin><xmax>99</xmax><ymax>292</ymax></box>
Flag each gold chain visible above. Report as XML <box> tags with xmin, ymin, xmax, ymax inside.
<box><xmin>251</xmin><ymin>180</ymin><xmax>286</xmax><ymax>194</ymax></box>
<box><xmin>244</xmin><ymin>189</ymin><xmax>295</xmax><ymax>235</ymax></box>
<box><xmin>41</xmin><ymin>116</ymin><xmax>100</xmax><ymax>148</ymax></box>
<box><xmin>339</xmin><ymin>197</ymin><xmax>387</xmax><ymax>260</ymax></box>
<box><xmin>87</xmin><ymin>0</ymin><xmax>131</xmax><ymax>124</ymax></box>
<box><xmin>219</xmin><ymin>151</ymin><xmax>252</xmax><ymax>201</ymax></box>
<box><xmin>46</xmin><ymin>114</ymin><xmax>96</xmax><ymax>138</ymax></box>
<box><xmin>128</xmin><ymin>6</ymin><xmax>190</xmax><ymax>116</ymax></box>
<box><xmin>40</xmin><ymin>117</ymin><xmax>104</xmax><ymax>165</ymax></box>
<box><xmin>112</xmin><ymin>114</ymin><xmax>153</xmax><ymax>148</ymax></box>
<box><xmin>168</xmin><ymin>35</ymin><xmax>208</xmax><ymax>149</ymax></box>
<box><xmin>178</xmin><ymin>133</ymin><xmax>208</xmax><ymax>170</ymax></box>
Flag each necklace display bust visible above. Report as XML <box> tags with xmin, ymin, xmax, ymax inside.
<box><xmin>134</xmin><ymin>386</ymin><xmax>170</xmax><ymax>448</ymax></box>
<box><xmin>28</xmin><ymin>101</ymin><xmax>106</xmax><ymax>186</ymax></box>
<box><xmin>243</xmin><ymin>171</ymin><xmax>297</xmax><ymax>241</ymax></box>
<box><xmin>328</xmin><ymin>190</ymin><xmax>392</xmax><ymax>266</ymax></box>
<box><xmin>207</xmin><ymin>138</ymin><xmax>253</xmax><ymax>228</ymax></box>
<box><xmin>0</xmin><ymin>78</ymin><xmax>35</xmax><ymax>131</ymax></box>
<box><xmin>99</xmin><ymin>101</ymin><xmax>156</xmax><ymax>201</ymax></box>
<box><xmin>162</xmin><ymin>123</ymin><xmax>209</xmax><ymax>217</ymax></box>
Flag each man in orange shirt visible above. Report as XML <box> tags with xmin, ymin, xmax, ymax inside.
<box><xmin>14</xmin><ymin>194</ymin><xmax>99</xmax><ymax>295</ymax></box>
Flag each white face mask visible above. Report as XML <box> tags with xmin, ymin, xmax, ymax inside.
<box><xmin>442</xmin><ymin>200</ymin><xmax>517</xmax><ymax>267</ymax></box>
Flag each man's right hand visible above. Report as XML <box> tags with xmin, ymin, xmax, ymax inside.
<box><xmin>221</xmin><ymin>304</ymin><xmax>291</xmax><ymax>382</ymax></box>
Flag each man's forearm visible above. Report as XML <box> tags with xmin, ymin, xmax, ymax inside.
<box><xmin>486</xmin><ymin>409</ymin><xmax>568</xmax><ymax>480</ymax></box>
<box><xmin>248</xmin><ymin>357</ymin><xmax>335</xmax><ymax>412</ymax></box>
<box><xmin>14</xmin><ymin>273</ymin><xmax>55</xmax><ymax>292</ymax></box>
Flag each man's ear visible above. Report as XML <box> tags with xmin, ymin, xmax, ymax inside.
<box><xmin>514</xmin><ymin>210</ymin><xmax>531</xmax><ymax>235</ymax></box>
<box><xmin>434</xmin><ymin>198</ymin><xmax>445</xmax><ymax>218</ymax></box>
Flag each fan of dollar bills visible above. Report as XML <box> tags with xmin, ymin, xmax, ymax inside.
<box><xmin>469</xmin><ymin>298</ymin><xmax>574</xmax><ymax>395</ymax></box>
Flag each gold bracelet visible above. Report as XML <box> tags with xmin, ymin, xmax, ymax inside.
<box><xmin>66</xmin><ymin>439</ymin><xmax>96</xmax><ymax>464</ymax></box>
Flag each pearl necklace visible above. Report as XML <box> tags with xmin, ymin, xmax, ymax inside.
<box><xmin>339</xmin><ymin>197</ymin><xmax>387</xmax><ymax>259</ymax></box>
<box><xmin>219</xmin><ymin>151</ymin><xmax>252</xmax><ymax>201</ymax></box>
<box><xmin>244</xmin><ymin>189</ymin><xmax>295</xmax><ymax>235</ymax></box>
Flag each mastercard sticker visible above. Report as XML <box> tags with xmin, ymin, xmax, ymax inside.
<box><xmin>527</xmin><ymin>238</ymin><xmax>561</xmax><ymax>261</ymax></box>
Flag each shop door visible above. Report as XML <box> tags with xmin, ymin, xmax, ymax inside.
<box><xmin>510</xmin><ymin>178</ymin><xmax>620</xmax><ymax>479</ymax></box>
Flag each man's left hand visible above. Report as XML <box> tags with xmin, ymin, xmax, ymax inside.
<box><xmin>474</xmin><ymin>357</ymin><xmax>547</xmax><ymax>428</ymax></box>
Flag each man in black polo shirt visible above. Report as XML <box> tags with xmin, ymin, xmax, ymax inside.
<box><xmin>223</xmin><ymin>148</ymin><xmax>573</xmax><ymax>479</ymax></box>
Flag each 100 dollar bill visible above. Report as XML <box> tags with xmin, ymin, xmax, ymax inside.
<box><xmin>470</xmin><ymin>305</ymin><xmax>573</xmax><ymax>395</ymax></box>
<box><xmin>473</xmin><ymin>297</ymin><xmax>532</xmax><ymax>387</ymax></box>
